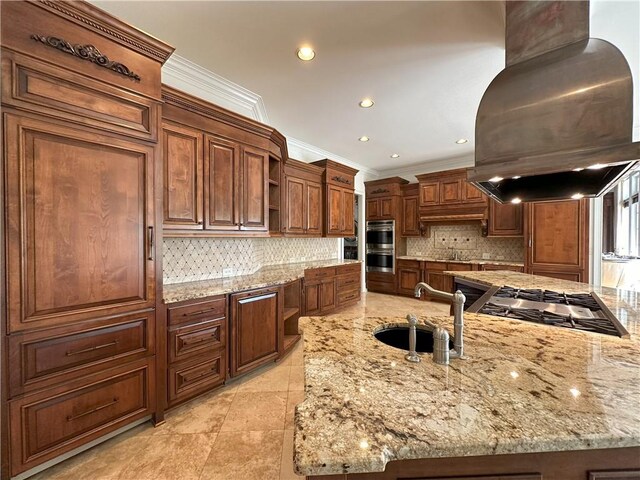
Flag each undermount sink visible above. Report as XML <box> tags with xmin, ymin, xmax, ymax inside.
<box><xmin>374</xmin><ymin>325</ymin><xmax>453</xmax><ymax>354</ymax></box>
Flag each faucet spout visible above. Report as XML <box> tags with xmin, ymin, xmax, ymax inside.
<box><xmin>414</xmin><ymin>282</ymin><xmax>454</xmax><ymax>302</ymax></box>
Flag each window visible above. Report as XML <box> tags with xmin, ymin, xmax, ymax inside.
<box><xmin>616</xmin><ymin>169</ymin><xmax>640</xmax><ymax>257</ymax></box>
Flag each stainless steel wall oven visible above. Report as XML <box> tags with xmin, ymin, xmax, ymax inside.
<box><xmin>366</xmin><ymin>220</ymin><xmax>395</xmax><ymax>273</ymax></box>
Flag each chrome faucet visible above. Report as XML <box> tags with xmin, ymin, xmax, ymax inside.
<box><xmin>405</xmin><ymin>314</ymin><xmax>420</xmax><ymax>363</ymax></box>
<box><xmin>414</xmin><ymin>282</ymin><xmax>466</xmax><ymax>364</ymax></box>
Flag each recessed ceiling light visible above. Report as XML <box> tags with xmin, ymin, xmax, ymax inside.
<box><xmin>390</xmin><ymin>153</ymin><xmax>400</xmax><ymax>158</ymax></box>
<box><xmin>359</xmin><ymin>98</ymin><xmax>374</xmax><ymax>108</ymax></box>
<box><xmin>571</xmin><ymin>193</ymin><xmax>584</xmax><ymax>199</ymax></box>
<box><xmin>296</xmin><ymin>46</ymin><xmax>315</xmax><ymax>61</ymax></box>
<box><xmin>358</xmin><ymin>136</ymin><xmax>370</xmax><ymax>142</ymax></box>
<box><xmin>512</xmin><ymin>176</ymin><xmax>521</xmax><ymax>180</ymax></box>
<box><xmin>511</xmin><ymin>197</ymin><xmax>522</xmax><ymax>204</ymax></box>
<box><xmin>489</xmin><ymin>176</ymin><xmax>503</xmax><ymax>183</ymax></box>
<box><xmin>455</xmin><ymin>138</ymin><xmax>468</xmax><ymax>144</ymax></box>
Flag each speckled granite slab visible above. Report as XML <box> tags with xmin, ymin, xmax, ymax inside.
<box><xmin>294</xmin><ymin>288</ymin><xmax>640</xmax><ymax>476</ymax></box>
<box><xmin>163</xmin><ymin>259</ymin><xmax>361</xmax><ymax>304</ymax></box>
<box><xmin>396</xmin><ymin>256</ymin><xmax>524</xmax><ymax>267</ymax></box>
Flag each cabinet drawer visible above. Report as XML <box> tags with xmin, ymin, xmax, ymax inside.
<box><xmin>337</xmin><ymin>263</ymin><xmax>361</xmax><ymax>276</ymax></box>
<box><xmin>9</xmin><ymin>359</ymin><xmax>152</xmax><ymax>475</ymax></box>
<box><xmin>167</xmin><ymin>296</ymin><xmax>227</xmax><ymax>326</ymax></box>
<box><xmin>425</xmin><ymin>261</ymin><xmax>447</xmax><ymax>271</ymax></box>
<box><xmin>169</xmin><ymin>317</ymin><xmax>226</xmax><ymax>364</ymax></box>
<box><xmin>446</xmin><ymin>262</ymin><xmax>474</xmax><ymax>271</ymax></box>
<box><xmin>337</xmin><ymin>289</ymin><xmax>360</xmax><ymax>305</ymax></box>
<box><xmin>9</xmin><ymin>311</ymin><xmax>154</xmax><ymax>397</ymax></box>
<box><xmin>397</xmin><ymin>259</ymin><xmax>421</xmax><ymax>269</ymax></box>
<box><xmin>366</xmin><ymin>280</ymin><xmax>396</xmax><ymax>294</ymax></box>
<box><xmin>337</xmin><ymin>273</ymin><xmax>361</xmax><ymax>289</ymax></box>
<box><xmin>168</xmin><ymin>353</ymin><xmax>225</xmax><ymax>407</ymax></box>
<box><xmin>305</xmin><ymin>266</ymin><xmax>337</xmax><ymax>280</ymax></box>
<box><xmin>2</xmin><ymin>52</ymin><xmax>158</xmax><ymax>141</ymax></box>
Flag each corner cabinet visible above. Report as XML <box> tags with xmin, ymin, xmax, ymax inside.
<box><xmin>312</xmin><ymin>159</ymin><xmax>358</xmax><ymax>237</ymax></box>
<box><xmin>230</xmin><ymin>287</ymin><xmax>283</xmax><ymax>377</ymax></box>
<box><xmin>162</xmin><ymin>86</ymin><xmax>284</xmax><ymax>236</ymax></box>
<box><xmin>284</xmin><ymin>158</ymin><xmax>324</xmax><ymax>236</ymax></box>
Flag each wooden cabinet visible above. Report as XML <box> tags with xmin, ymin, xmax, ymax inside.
<box><xmin>312</xmin><ymin>160</ymin><xmax>358</xmax><ymax>237</ymax></box>
<box><xmin>284</xmin><ymin>159</ymin><xmax>324</xmax><ymax>235</ymax></box>
<box><xmin>524</xmin><ymin>199</ymin><xmax>589</xmax><ymax>282</ymax></box>
<box><xmin>488</xmin><ymin>199</ymin><xmax>523</xmax><ymax>237</ymax></box>
<box><xmin>480</xmin><ymin>263</ymin><xmax>524</xmax><ymax>272</ymax></box>
<box><xmin>366</xmin><ymin>271</ymin><xmax>397</xmax><ymax>295</ymax></box>
<box><xmin>304</xmin><ymin>264</ymin><xmax>361</xmax><ymax>314</ymax></box>
<box><xmin>588</xmin><ymin>471</ymin><xmax>640</xmax><ymax>480</ymax></box>
<box><xmin>230</xmin><ymin>287</ymin><xmax>282</xmax><ymax>377</ymax></box>
<box><xmin>401</xmin><ymin>183</ymin><xmax>429</xmax><ymax>237</ymax></box>
<box><xmin>416</xmin><ymin>168</ymin><xmax>488</xmax><ymax>224</ymax></box>
<box><xmin>366</xmin><ymin>197</ymin><xmax>395</xmax><ymax>220</ymax></box>
<box><xmin>397</xmin><ymin>260</ymin><xmax>423</xmax><ymax>296</ymax></box>
<box><xmin>162</xmin><ymin>122</ymin><xmax>203</xmax><ymax>229</ymax></box>
<box><xmin>420</xmin><ymin>262</ymin><xmax>475</xmax><ymax>301</ymax></box>
<box><xmin>166</xmin><ymin>296</ymin><xmax>227</xmax><ymax>407</ymax></box>
<box><xmin>365</xmin><ymin>177</ymin><xmax>408</xmax><ymax>222</ymax></box>
<box><xmin>162</xmin><ymin>86</ymin><xmax>287</xmax><ymax>236</ymax></box>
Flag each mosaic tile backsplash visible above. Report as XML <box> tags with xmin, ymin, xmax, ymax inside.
<box><xmin>407</xmin><ymin>224</ymin><xmax>525</xmax><ymax>262</ymax></box>
<box><xmin>163</xmin><ymin>237</ymin><xmax>341</xmax><ymax>284</ymax></box>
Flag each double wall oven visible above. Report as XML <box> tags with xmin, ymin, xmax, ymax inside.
<box><xmin>366</xmin><ymin>220</ymin><xmax>395</xmax><ymax>273</ymax></box>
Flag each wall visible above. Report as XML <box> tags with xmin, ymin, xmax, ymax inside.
<box><xmin>163</xmin><ymin>237</ymin><xmax>341</xmax><ymax>284</ymax></box>
<box><xmin>407</xmin><ymin>224</ymin><xmax>524</xmax><ymax>262</ymax></box>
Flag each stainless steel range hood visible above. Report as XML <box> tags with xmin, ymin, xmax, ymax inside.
<box><xmin>468</xmin><ymin>1</ymin><xmax>640</xmax><ymax>203</ymax></box>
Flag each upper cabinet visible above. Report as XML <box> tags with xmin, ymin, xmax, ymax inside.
<box><xmin>365</xmin><ymin>177</ymin><xmax>408</xmax><ymax>222</ymax></box>
<box><xmin>416</xmin><ymin>168</ymin><xmax>488</xmax><ymax>224</ymax></box>
<box><xmin>401</xmin><ymin>183</ymin><xmax>423</xmax><ymax>237</ymax></box>
<box><xmin>488</xmin><ymin>199</ymin><xmax>524</xmax><ymax>237</ymax></box>
<box><xmin>283</xmin><ymin>158</ymin><xmax>324</xmax><ymax>236</ymax></box>
<box><xmin>312</xmin><ymin>160</ymin><xmax>358</xmax><ymax>237</ymax></box>
<box><xmin>162</xmin><ymin>86</ymin><xmax>282</xmax><ymax>236</ymax></box>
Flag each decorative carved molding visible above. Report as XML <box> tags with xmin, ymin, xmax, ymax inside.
<box><xmin>371</xmin><ymin>188</ymin><xmax>390</xmax><ymax>194</ymax></box>
<box><xmin>31</xmin><ymin>34</ymin><xmax>141</xmax><ymax>81</ymax></box>
<box><xmin>332</xmin><ymin>175</ymin><xmax>352</xmax><ymax>185</ymax></box>
<box><xmin>34</xmin><ymin>0</ymin><xmax>173</xmax><ymax>63</ymax></box>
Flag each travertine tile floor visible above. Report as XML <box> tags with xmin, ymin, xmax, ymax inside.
<box><xmin>31</xmin><ymin>293</ymin><xmax>447</xmax><ymax>480</ymax></box>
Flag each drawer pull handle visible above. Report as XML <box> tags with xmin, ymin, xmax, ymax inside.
<box><xmin>182</xmin><ymin>332</ymin><xmax>217</xmax><ymax>346</ymax></box>
<box><xmin>344</xmin><ymin>294</ymin><xmax>357</xmax><ymax>300</ymax></box>
<box><xmin>66</xmin><ymin>397</ymin><xmax>119</xmax><ymax>421</ymax></box>
<box><xmin>66</xmin><ymin>340</ymin><xmax>118</xmax><ymax>356</ymax></box>
<box><xmin>183</xmin><ymin>367</ymin><xmax>217</xmax><ymax>383</ymax></box>
<box><xmin>182</xmin><ymin>308</ymin><xmax>217</xmax><ymax>317</ymax></box>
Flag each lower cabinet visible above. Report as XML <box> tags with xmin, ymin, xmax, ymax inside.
<box><xmin>230</xmin><ymin>286</ymin><xmax>282</xmax><ymax>377</ymax></box>
<box><xmin>397</xmin><ymin>260</ymin><xmax>422</xmax><ymax>296</ymax></box>
<box><xmin>166</xmin><ymin>296</ymin><xmax>228</xmax><ymax>407</ymax></box>
<box><xmin>304</xmin><ymin>264</ymin><xmax>361</xmax><ymax>315</ymax></box>
<box><xmin>588</xmin><ymin>471</ymin><xmax>640</xmax><ymax>479</ymax></box>
<box><xmin>9</xmin><ymin>358</ymin><xmax>154</xmax><ymax>474</ymax></box>
<box><xmin>366</xmin><ymin>271</ymin><xmax>397</xmax><ymax>294</ymax></box>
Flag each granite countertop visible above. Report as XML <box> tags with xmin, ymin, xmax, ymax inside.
<box><xmin>293</xmin><ymin>283</ymin><xmax>640</xmax><ymax>476</ymax></box>
<box><xmin>396</xmin><ymin>256</ymin><xmax>524</xmax><ymax>267</ymax></box>
<box><xmin>163</xmin><ymin>259</ymin><xmax>361</xmax><ymax>304</ymax></box>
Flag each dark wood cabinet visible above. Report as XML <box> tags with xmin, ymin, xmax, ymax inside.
<box><xmin>589</xmin><ymin>471</ymin><xmax>640</xmax><ymax>480</ymax></box>
<box><xmin>480</xmin><ymin>264</ymin><xmax>525</xmax><ymax>273</ymax></box>
<box><xmin>162</xmin><ymin>122</ymin><xmax>203</xmax><ymax>229</ymax></box>
<box><xmin>401</xmin><ymin>183</ymin><xmax>427</xmax><ymax>237</ymax></box>
<box><xmin>397</xmin><ymin>260</ymin><xmax>422</xmax><ymax>296</ymax></box>
<box><xmin>366</xmin><ymin>197</ymin><xmax>395</xmax><ymax>220</ymax></box>
<box><xmin>230</xmin><ymin>287</ymin><xmax>282</xmax><ymax>377</ymax></box>
<box><xmin>420</xmin><ymin>181</ymin><xmax>439</xmax><ymax>206</ymax></box>
<box><xmin>524</xmin><ymin>199</ymin><xmax>589</xmax><ymax>282</ymax></box>
<box><xmin>304</xmin><ymin>264</ymin><xmax>361</xmax><ymax>314</ymax></box>
<box><xmin>312</xmin><ymin>160</ymin><xmax>358</xmax><ymax>237</ymax></box>
<box><xmin>303</xmin><ymin>281</ymin><xmax>322</xmax><ymax>315</ymax></box>
<box><xmin>240</xmin><ymin>146</ymin><xmax>269</xmax><ymax>231</ymax></box>
<box><xmin>439</xmin><ymin>177</ymin><xmax>463</xmax><ymax>204</ymax></box>
<box><xmin>204</xmin><ymin>134</ymin><xmax>240</xmax><ymax>230</ymax></box>
<box><xmin>284</xmin><ymin>159</ymin><xmax>324</xmax><ymax>235</ymax></box>
<box><xmin>488</xmin><ymin>199</ymin><xmax>523</xmax><ymax>237</ymax></box>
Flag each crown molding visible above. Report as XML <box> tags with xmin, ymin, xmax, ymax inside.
<box><xmin>162</xmin><ymin>54</ymin><xmax>269</xmax><ymax>123</ymax></box>
<box><xmin>285</xmin><ymin>136</ymin><xmax>379</xmax><ymax>179</ymax></box>
<box><xmin>378</xmin><ymin>154</ymin><xmax>474</xmax><ymax>181</ymax></box>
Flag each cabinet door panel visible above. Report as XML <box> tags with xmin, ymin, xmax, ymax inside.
<box><xmin>489</xmin><ymin>200</ymin><xmax>523</xmax><ymax>237</ymax></box>
<box><xmin>420</xmin><ymin>182</ymin><xmax>439</xmax><ymax>206</ymax></box>
<box><xmin>463</xmin><ymin>182</ymin><xmax>486</xmax><ymax>203</ymax></box>
<box><xmin>402</xmin><ymin>196</ymin><xmax>420</xmax><ymax>237</ymax></box>
<box><xmin>304</xmin><ymin>283</ymin><xmax>321</xmax><ymax>315</ymax></box>
<box><xmin>5</xmin><ymin>114</ymin><xmax>155</xmax><ymax>332</ymax></box>
<box><xmin>230</xmin><ymin>288</ymin><xmax>280</xmax><ymax>376</ymax></box>
<box><xmin>307</xmin><ymin>181</ymin><xmax>323</xmax><ymax>235</ymax></box>
<box><xmin>241</xmin><ymin>146</ymin><xmax>269</xmax><ymax>231</ymax></box>
<box><xmin>204</xmin><ymin>135</ymin><xmax>238</xmax><ymax>230</ymax></box>
<box><xmin>342</xmin><ymin>189</ymin><xmax>355</xmax><ymax>235</ymax></box>
<box><xmin>397</xmin><ymin>267</ymin><xmax>422</xmax><ymax>296</ymax></box>
<box><xmin>320</xmin><ymin>278</ymin><xmax>336</xmax><ymax>313</ymax></box>
<box><xmin>439</xmin><ymin>178</ymin><xmax>463</xmax><ymax>204</ymax></box>
<box><xmin>162</xmin><ymin>123</ymin><xmax>203</xmax><ymax>229</ymax></box>
<box><xmin>379</xmin><ymin>197</ymin><xmax>393</xmax><ymax>219</ymax></box>
<box><xmin>366</xmin><ymin>199</ymin><xmax>380</xmax><ymax>220</ymax></box>
<box><xmin>327</xmin><ymin>185</ymin><xmax>343</xmax><ymax>234</ymax></box>
<box><xmin>285</xmin><ymin>176</ymin><xmax>305</xmax><ymax>233</ymax></box>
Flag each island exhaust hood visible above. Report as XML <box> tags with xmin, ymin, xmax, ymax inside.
<box><xmin>468</xmin><ymin>1</ymin><xmax>640</xmax><ymax>203</ymax></box>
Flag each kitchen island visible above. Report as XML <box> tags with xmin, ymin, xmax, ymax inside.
<box><xmin>293</xmin><ymin>275</ymin><xmax>640</xmax><ymax>479</ymax></box>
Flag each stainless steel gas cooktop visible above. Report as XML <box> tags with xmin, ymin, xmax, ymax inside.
<box><xmin>474</xmin><ymin>286</ymin><xmax>629</xmax><ymax>338</ymax></box>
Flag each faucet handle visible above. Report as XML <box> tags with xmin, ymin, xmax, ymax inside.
<box><xmin>406</xmin><ymin>313</ymin><xmax>418</xmax><ymax>326</ymax></box>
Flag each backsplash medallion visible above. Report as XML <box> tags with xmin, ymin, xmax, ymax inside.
<box><xmin>163</xmin><ymin>237</ymin><xmax>341</xmax><ymax>284</ymax></box>
<box><xmin>407</xmin><ymin>224</ymin><xmax>524</xmax><ymax>262</ymax></box>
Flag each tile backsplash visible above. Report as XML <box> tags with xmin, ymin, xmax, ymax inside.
<box><xmin>407</xmin><ymin>224</ymin><xmax>524</xmax><ymax>262</ymax></box>
<box><xmin>163</xmin><ymin>237</ymin><xmax>341</xmax><ymax>284</ymax></box>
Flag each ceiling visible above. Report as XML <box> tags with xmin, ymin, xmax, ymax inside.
<box><xmin>93</xmin><ymin>1</ymin><xmax>506</xmax><ymax>171</ymax></box>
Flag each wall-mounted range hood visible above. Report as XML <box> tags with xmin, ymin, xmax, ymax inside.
<box><xmin>468</xmin><ymin>1</ymin><xmax>639</xmax><ymax>203</ymax></box>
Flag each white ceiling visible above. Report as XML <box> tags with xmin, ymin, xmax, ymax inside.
<box><xmin>93</xmin><ymin>1</ymin><xmax>505</xmax><ymax>172</ymax></box>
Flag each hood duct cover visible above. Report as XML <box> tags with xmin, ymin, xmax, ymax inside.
<box><xmin>468</xmin><ymin>1</ymin><xmax>639</xmax><ymax>203</ymax></box>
